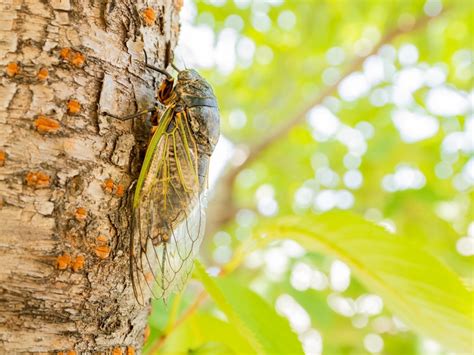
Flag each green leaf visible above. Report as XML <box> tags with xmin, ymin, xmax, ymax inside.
<box><xmin>157</xmin><ymin>313</ymin><xmax>254</xmax><ymax>355</ymax></box>
<box><xmin>194</xmin><ymin>261</ymin><xmax>304</xmax><ymax>355</ymax></box>
<box><xmin>188</xmin><ymin>342</ymin><xmax>235</xmax><ymax>354</ymax></box>
<box><xmin>257</xmin><ymin>212</ymin><xmax>473</xmax><ymax>352</ymax></box>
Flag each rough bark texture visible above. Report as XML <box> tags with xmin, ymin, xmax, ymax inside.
<box><xmin>0</xmin><ymin>0</ymin><xmax>180</xmax><ymax>353</ymax></box>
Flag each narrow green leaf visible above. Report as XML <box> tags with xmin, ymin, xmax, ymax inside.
<box><xmin>258</xmin><ymin>212</ymin><xmax>473</xmax><ymax>352</ymax></box>
<box><xmin>194</xmin><ymin>261</ymin><xmax>304</xmax><ymax>355</ymax></box>
<box><xmin>193</xmin><ymin>261</ymin><xmax>264</xmax><ymax>354</ymax></box>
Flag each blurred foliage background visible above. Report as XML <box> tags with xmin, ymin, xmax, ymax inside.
<box><xmin>144</xmin><ymin>0</ymin><xmax>473</xmax><ymax>354</ymax></box>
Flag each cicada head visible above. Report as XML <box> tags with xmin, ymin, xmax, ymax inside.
<box><xmin>177</xmin><ymin>69</ymin><xmax>201</xmax><ymax>82</ymax></box>
<box><xmin>157</xmin><ymin>77</ymin><xmax>175</xmax><ymax>105</ymax></box>
<box><xmin>176</xmin><ymin>69</ymin><xmax>216</xmax><ymax>98</ymax></box>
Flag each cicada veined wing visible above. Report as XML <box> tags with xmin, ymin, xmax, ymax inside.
<box><xmin>130</xmin><ymin>107</ymin><xmax>209</xmax><ymax>303</ymax></box>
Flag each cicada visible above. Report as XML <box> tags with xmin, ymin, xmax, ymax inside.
<box><xmin>113</xmin><ymin>62</ymin><xmax>219</xmax><ymax>304</ymax></box>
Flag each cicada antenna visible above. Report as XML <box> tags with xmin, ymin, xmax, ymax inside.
<box><xmin>143</xmin><ymin>49</ymin><xmax>173</xmax><ymax>79</ymax></box>
<box><xmin>182</xmin><ymin>56</ymin><xmax>188</xmax><ymax>70</ymax></box>
<box><xmin>175</xmin><ymin>53</ymin><xmax>188</xmax><ymax>70</ymax></box>
<box><xmin>171</xmin><ymin>63</ymin><xmax>180</xmax><ymax>72</ymax></box>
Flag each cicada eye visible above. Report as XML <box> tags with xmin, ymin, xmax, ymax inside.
<box><xmin>157</xmin><ymin>78</ymin><xmax>174</xmax><ymax>104</ymax></box>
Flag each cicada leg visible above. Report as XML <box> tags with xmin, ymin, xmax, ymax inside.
<box><xmin>150</xmin><ymin>110</ymin><xmax>160</xmax><ymax>129</ymax></box>
<box><xmin>103</xmin><ymin>107</ymin><xmax>157</xmax><ymax>121</ymax></box>
<box><xmin>146</xmin><ymin>63</ymin><xmax>173</xmax><ymax>79</ymax></box>
<box><xmin>170</xmin><ymin>63</ymin><xmax>181</xmax><ymax>72</ymax></box>
<box><xmin>143</xmin><ymin>49</ymin><xmax>173</xmax><ymax>79</ymax></box>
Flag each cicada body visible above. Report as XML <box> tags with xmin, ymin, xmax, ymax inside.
<box><xmin>131</xmin><ymin>69</ymin><xmax>219</xmax><ymax>303</ymax></box>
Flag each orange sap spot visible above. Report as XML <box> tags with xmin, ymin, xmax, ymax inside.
<box><xmin>37</xmin><ymin>67</ymin><xmax>48</xmax><ymax>80</ymax></box>
<box><xmin>75</xmin><ymin>207</ymin><xmax>87</xmax><ymax>221</ymax></box>
<box><xmin>6</xmin><ymin>62</ymin><xmax>20</xmax><ymax>77</ymax></box>
<box><xmin>144</xmin><ymin>325</ymin><xmax>151</xmax><ymax>342</ymax></box>
<box><xmin>66</xmin><ymin>351</ymin><xmax>76</xmax><ymax>355</ymax></box>
<box><xmin>112</xmin><ymin>347</ymin><xmax>123</xmax><ymax>355</ymax></box>
<box><xmin>143</xmin><ymin>7</ymin><xmax>156</xmax><ymax>26</ymax></box>
<box><xmin>71</xmin><ymin>52</ymin><xmax>85</xmax><ymax>67</ymax></box>
<box><xmin>115</xmin><ymin>184</ymin><xmax>125</xmax><ymax>197</ymax></box>
<box><xmin>26</xmin><ymin>171</ymin><xmax>50</xmax><ymax>188</ymax></box>
<box><xmin>145</xmin><ymin>272</ymin><xmax>154</xmax><ymax>282</ymax></box>
<box><xmin>34</xmin><ymin>115</ymin><xmax>60</xmax><ymax>134</ymax></box>
<box><xmin>0</xmin><ymin>150</ymin><xmax>5</xmax><ymax>167</ymax></box>
<box><xmin>60</xmin><ymin>48</ymin><xmax>71</xmax><ymax>60</ymax></box>
<box><xmin>67</xmin><ymin>99</ymin><xmax>81</xmax><ymax>114</ymax></box>
<box><xmin>71</xmin><ymin>255</ymin><xmax>85</xmax><ymax>272</ymax></box>
<box><xmin>103</xmin><ymin>178</ymin><xmax>115</xmax><ymax>193</ymax></box>
<box><xmin>126</xmin><ymin>346</ymin><xmax>135</xmax><ymax>355</ymax></box>
<box><xmin>56</xmin><ymin>254</ymin><xmax>71</xmax><ymax>270</ymax></box>
<box><xmin>96</xmin><ymin>235</ymin><xmax>108</xmax><ymax>245</ymax></box>
<box><xmin>95</xmin><ymin>245</ymin><xmax>110</xmax><ymax>259</ymax></box>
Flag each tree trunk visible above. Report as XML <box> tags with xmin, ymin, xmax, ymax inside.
<box><xmin>0</xmin><ymin>0</ymin><xmax>180</xmax><ymax>352</ymax></box>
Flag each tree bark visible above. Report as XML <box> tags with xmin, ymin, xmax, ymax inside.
<box><xmin>0</xmin><ymin>0</ymin><xmax>180</xmax><ymax>353</ymax></box>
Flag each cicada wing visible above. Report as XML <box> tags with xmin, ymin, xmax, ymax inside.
<box><xmin>158</xmin><ymin>191</ymin><xmax>207</xmax><ymax>297</ymax></box>
<box><xmin>130</xmin><ymin>110</ymin><xmax>207</xmax><ymax>304</ymax></box>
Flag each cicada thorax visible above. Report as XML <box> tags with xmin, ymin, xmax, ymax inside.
<box><xmin>175</xmin><ymin>70</ymin><xmax>220</xmax><ymax>152</ymax></box>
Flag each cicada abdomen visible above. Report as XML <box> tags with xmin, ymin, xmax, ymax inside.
<box><xmin>130</xmin><ymin>69</ymin><xmax>219</xmax><ymax>303</ymax></box>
